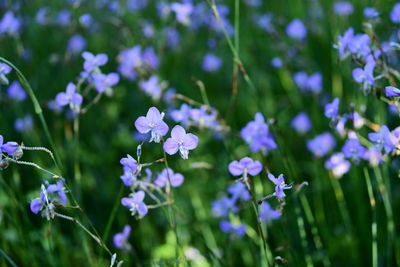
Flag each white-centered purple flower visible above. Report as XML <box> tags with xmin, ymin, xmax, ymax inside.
<box><xmin>228</xmin><ymin>157</ymin><xmax>262</xmax><ymax>177</ymax></box>
<box><xmin>368</xmin><ymin>125</ymin><xmax>394</xmax><ymax>154</ymax></box>
<box><xmin>82</xmin><ymin>51</ymin><xmax>108</xmax><ymax>72</ymax></box>
<box><xmin>163</xmin><ymin>125</ymin><xmax>198</xmax><ymax>159</ymax></box>
<box><xmin>121</xmin><ymin>191</ymin><xmax>148</xmax><ymax>218</ymax></box>
<box><xmin>325</xmin><ymin>153</ymin><xmax>351</xmax><ymax>178</ymax></box>
<box><xmin>93</xmin><ymin>73</ymin><xmax>120</xmax><ymax>93</ymax></box>
<box><xmin>55</xmin><ymin>82</ymin><xmax>83</xmax><ymax>110</ymax></box>
<box><xmin>324</xmin><ymin>98</ymin><xmax>340</xmax><ymax>119</ymax></box>
<box><xmin>154</xmin><ymin>168</ymin><xmax>184</xmax><ymax>188</ymax></box>
<box><xmin>307</xmin><ymin>132</ymin><xmax>336</xmax><ymax>157</ymax></box>
<box><xmin>135</xmin><ymin>107</ymin><xmax>169</xmax><ymax>143</ymax></box>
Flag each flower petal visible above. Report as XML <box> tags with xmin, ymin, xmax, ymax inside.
<box><xmin>171</xmin><ymin>125</ymin><xmax>186</xmax><ymax>140</ymax></box>
<box><xmin>163</xmin><ymin>138</ymin><xmax>179</xmax><ymax>155</ymax></box>
<box><xmin>134</xmin><ymin>116</ymin><xmax>150</xmax><ymax>133</ymax></box>
<box><xmin>228</xmin><ymin>160</ymin><xmax>244</xmax><ymax>176</ymax></box>
<box><xmin>182</xmin><ymin>133</ymin><xmax>198</xmax><ymax>150</ymax></box>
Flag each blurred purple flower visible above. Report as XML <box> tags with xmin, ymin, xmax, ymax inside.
<box><xmin>82</xmin><ymin>51</ymin><xmax>108</xmax><ymax>72</ymax></box>
<box><xmin>228</xmin><ymin>157</ymin><xmax>262</xmax><ymax>177</ymax></box>
<box><xmin>364</xmin><ymin>8</ymin><xmax>379</xmax><ymax>19</ymax></box>
<box><xmin>385</xmin><ymin>86</ymin><xmax>400</xmax><ymax>97</ymax></box>
<box><xmin>307</xmin><ymin>132</ymin><xmax>336</xmax><ymax>157</ymax></box>
<box><xmin>93</xmin><ymin>73</ymin><xmax>119</xmax><ymax>93</ymax></box>
<box><xmin>67</xmin><ymin>34</ymin><xmax>87</xmax><ymax>54</ymax></box>
<box><xmin>139</xmin><ymin>75</ymin><xmax>162</xmax><ymax>100</ymax></box>
<box><xmin>325</xmin><ymin>153</ymin><xmax>351</xmax><ymax>178</ymax></box>
<box><xmin>121</xmin><ymin>191</ymin><xmax>148</xmax><ymax>217</ymax></box>
<box><xmin>227</xmin><ymin>183</ymin><xmax>250</xmax><ymax>201</ymax></box>
<box><xmin>0</xmin><ymin>11</ymin><xmax>21</xmax><ymax>35</ymax></box>
<box><xmin>219</xmin><ymin>221</ymin><xmax>246</xmax><ymax>236</ymax></box>
<box><xmin>333</xmin><ymin>2</ymin><xmax>353</xmax><ymax>16</ymax></box>
<box><xmin>14</xmin><ymin>115</ymin><xmax>33</xmax><ymax>133</ymax></box>
<box><xmin>154</xmin><ymin>168</ymin><xmax>184</xmax><ymax>187</ymax></box>
<box><xmin>341</xmin><ymin>138</ymin><xmax>367</xmax><ymax>162</ymax></box>
<box><xmin>259</xmin><ymin>202</ymin><xmax>281</xmax><ymax>222</ymax></box>
<box><xmin>324</xmin><ymin>98</ymin><xmax>340</xmax><ymax>119</ymax></box>
<box><xmin>113</xmin><ymin>225</ymin><xmax>131</xmax><ymax>249</ymax></box>
<box><xmin>391</xmin><ymin>3</ymin><xmax>400</xmax><ymax>23</ymax></box>
<box><xmin>202</xmin><ymin>53</ymin><xmax>223</xmax><ymax>72</ymax></box>
<box><xmin>55</xmin><ymin>82</ymin><xmax>83</xmax><ymax>107</ymax></box>
<box><xmin>7</xmin><ymin>81</ymin><xmax>26</xmax><ymax>101</ymax></box>
<box><xmin>291</xmin><ymin>112</ymin><xmax>312</xmax><ymax>134</ymax></box>
<box><xmin>286</xmin><ymin>19</ymin><xmax>307</xmax><ymax>40</ymax></box>
<box><xmin>368</xmin><ymin>125</ymin><xmax>394</xmax><ymax>154</ymax></box>
<box><xmin>171</xmin><ymin>2</ymin><xmax>193</xmax><ymax>25</ymax></box>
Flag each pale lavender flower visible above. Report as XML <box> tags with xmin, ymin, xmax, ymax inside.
<box><xmin>391</xmin><ymin>3</ymin><xmax>400</xmax><ymax>23</ymax></box>
<box><xmin>154</xmin><ymin>168</ymin><xmax>184</xmax><ymax>187</ymax></box>
<box><xmin>121</xmin><ymin>191</ymin><xmax>148</xmax><ymax>218</ymax></box>
<box><xmin>333</xmin><ymin>2</ymin><xmax>353</xmax><ymax>16</ymax></box>
<box><xmin>14</xmin><ymin>115</ymin><xmax>33</xmax><ymax>133</ymax></box>
<box><xmin>46</xmin><ymin>180</ymin><xmax>67</xmax><ymax>204</ymax></box>
<box><xmin>56</xmin><ymin>10</ymin><xmax>71</xmax><ymax>26</ymax></box>
<box><xmin>341</xmin><ymin>138</ymin><xmax>367</xmax><ymax>162</ymax></box>
<box><xmin>228</xmin><ymin>157</ymin><xmax>262</xmax><ymax>177</ymax></box>
<box><xmin>364</xmin><ymin>8</ymin><xmax>379</xmax><ymax>19</ymax></box>
<box><xmin>55</xmin><ymin>82</ymin><xmax>83</xmax><ymax>108</ymax></box>
<box><xmin>219</xmin><ymin>221</ymin><xmax>246</xmax><ymax>236</ymax></box>
<box><xmin>93</xmin><ymin>73</ymin><xmax>120</xmax><ymax>93</ymax></box>
<box><xmin>139</xmin><ymin>75</ymin><xmax>162</xmax><ymax>100</ymax></box>
<box><xmin>67</xmin><ymin>34</ymin><xmax>87</xmax><ymax>54</ymax></box>
<box><xmin>170</xmin><ymin>104</ymin><xmax>191</xmax><ymax>127</ymax></box>
<box><xmin>352</xmin><ymin>60</ymin><xmax>375</xmax><ymax>86</ymax></box>
<box><xmin>227</xmin><ymin>183</ymin><xmax>250</xmax><ymax>201</ymax></box>
<box><xmin>134</xmin><ymin>107</ymin><xmax>169</xmax><ymax>143</ymax></box>
<box><xmin>212</xmin><ymin>197</ymin><xmax>237</xmax><ymax>218</ymax></box>
<box><xmin>270</xmin><ymin>57</ymin><xmax>283</xmax><ymax>68</ymax></box>
<box><xmin>324</xmin><ymin>98</ymin><xmax>340</xmax><ymax>119</ymax></box>
<box><xmin>171</xmin><ymin>2</ymin><xmax>194</xmax><ymax>25</ymax></box>
<box><xmin>163</xmin><ymin>125</ymin><xmax>198</xmax><ymax>159</ymax></box>
<box><xmin>385</xmin><ymin>86</ymin><xmax>400</xmax><ymax>97</ymax></box>
<box><xmin>368</xmin><ymin>125</ymin><xmax>394</xmax><ymax>154</ymax></box>
<box><xmin>79</xmin><ymin>14</ymin><xmax>92</xmax><ymax>28</ymax></box>
<box><xmin>0</xmin><ymin>11</ymin><xmax>21</xmax><ymax>35</ymax></box>
<box><xmin>325</xmin><ymin>153</ymin><xmax>351</xmax><ymax>178</ymax></box>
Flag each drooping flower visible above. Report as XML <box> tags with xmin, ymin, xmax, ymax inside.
<box><xmin>113</xmin><ymin>225</ymin><xmax>131</xmax><ymax>249</ymax></box>
<box><xmin>259</xmin><ymin>201</ymin><xmax>281</xmax><ymax>222</ymax></box>
<box><xmin>368</xmin><ymin>125</ymin><xmax>394</xmax><ymax>154</ymax></box>
<box><xmin>154</xmin><ymin>168</ymin><xmax>184</xmax><ymax>187</ymax></box>
<box><xmin>121</xmin><ymin>191</ymin><xmax>148</xmax><ymax>218</ymax></box>
<box><xmin>14</xmin><ymin>115</ymin><xmax>33</xmax><ymax>133</ymax></box>
<box><xmin>267</xmin><ymin>173</ymin><xmax>292</xmax><ymax>200</ymax></box>
<box><xmin>163</xmin><ymin>125</ymin><xmax>198</xmax><ymax>159</ymax></box>
<box><xmin>385</xmin><ymin>86</ymin><xmax>400</xmax><ymax>97</ymax></box>
<box><xmin>228</xmin><ymin>157</ymin><xmax>262</xmax><ymax>177</ymax></box>
<box><xmin>134</xmin><ymin>107</ymin><xmax>169</xmax><ymax>143</ymax></box>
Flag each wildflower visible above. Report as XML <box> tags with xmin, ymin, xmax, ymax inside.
<box><xmin>113</xmin><ymin>225</ymin><xmax>131</xmax><ymax>249</ymax></box>
<box><xmin>7</xmin><ymin>81</ymin><xmax>27</xmax><ymax>101</ymax></box>
<box><xmin>325</xmin><ymin>153</ymin><xmax>351</xmax><ymax>178</ymax></box>
<box><xmin>324</xmin><ymin>98</ymin><xmax>340</xmax><ymax>119</ymax></box>
<box><xmin>271</xmin><ymin>57</ymin><xmax>283</xmax><ymax>68</ymax></box>
<box><xmin>307</xmin><ymin>132</ymin><xmax>336</xmax><ymax>157</ymax></box>
<box><xmin>139</xmin><ymin>75</ymin><xmax>162</xmax><ymax>100</ymax></box>
<box><xmin>171</xmin><ymin>2</ymin><xmax>193</xmax><ymax>25</ymax></box>
<box><xmin>228</xmin><ymin>157</ymin><xmax>262</xmax><ymax>177</ymax></box>
<box><xmin>293</xmin><ymin>72</ymin><xmax>322</xmax><ymax>94</ymax></box>
<box><xmin>333</xmin><ymin>2</ymin><xmax>353</xmax><ymax>16</ymax></box>
<box><xmin>67</xmin><ymin>34</ymin><xmax>87</xmax><ymax>54</ymax></box>
<box><xmin>1</xmin><ymin>140</ymin><xmax>19</xmax><ymax>157</ymax></box>
<box><xmin>219</xmin><ymin>221</ymin><xmax>246</xmax><ymax>236</ymax></box>
<box><xmin>93</xmin><ymin>73</ymin><xmax>120</xmax><ymax>93</ymax></box>
<box><xmin>0</xmin><ymin>12</ymin><xmax>21</xmax><ymax>36</ymax></box>
<box><xmin>0</xmin><ymin>62</ymin><xmax>11</xmax><ymax>84</ymax></box>
<box><xmin>240</xmin><ymin>112</ymin><xmax>277</xmax><ymax>153</ymax></box>
<box><xmin>163</xmin><ymin>125</ymin><xmax>198</xmax><ymax>159</ymax></box>
<box><xmin>286</xmin><ymin>19</ymin><xmax>307</xmax><ymax>39</ymax></box>
<box><xmin>291</xmin><ymin>112</ymin><xmax>312</xmax><ymax>134</ymax></box>
<box><xmin>212</xmin><ymin>197</ymin><xmax>238</xmax><ymax>218</ymax></box>
<box><xmin>336</xmin><ymin>28</ymin><xmax>354</xmax><ymax>58</ymax></box>
<box><xmin>267</xmin><ymin>173</ymin><xmax>292</xmax><ymax>200</ymax></box>
<box><xmin>364</xmin><ymin>8</ymin><xmax>379</xmax><ymax>19</ymax></box>
<box><xmin>154</xmin><ymin>168</ymin><xmax>184</xmax><ymax>187</ymax></box>
<box><xmin>385</xmin><ymin>86</ymin><xmax>400</xmax><ymax>97</ymax></box>
<box><xmin>202</xmin><ymin>53</ymin><xmax>223</xmax><ymax>72</ymax></box>
<box><xmin>352</xmin><ymin>60</ymin><xmax>375</xmax><ymax>86</ymax></box>
<box><xmin>227</xmin><ymin>183</ymin><xmax>251</xmax><ymax>201</ymax></box>
<box><xmin>134</xmin><ymin>107</ymin><xmax>169</xmax><ymax>143</ymax></box>
<box><xmin>55</xmin><ymin>82</ymin><xmax>83</xmax><ymax>111</ymax></box>
<box><xmin>259</xmin><ymin>202</ymin><xmax>281</xmax><ymax>222</ymax></box>
<box><xmin>121</xmin><ymin>191</ymin><xmax>148</xmax><ymax>218</ymax></box>
<box><xmin>170</xmin><ymin>104</ymin><xmax>192</xmax><ymax>127</ymax></box>
<box><xmin>391</xmin><ymin>3</ymin><xmax>400</xmax><ymax>23</ymax></box>
<box><xmin>341</xmin><ymin>138</ymin><xmax>367</xmax><ymax>162</ymax></box>
<box><xmin>82</xmin><ymin>51</ymin><xmax>108</xmax><ymax>72</ymax></box>
<box><xmin>368</xmin><ymin>125</ymin><xmax>394</xmax><ymax>154</ymax></box>
<box><xmin>364</xmin><ymin>147</ymin><xmax>383</xmax><ymax>166</ymax></box>
<box><xmin>46</xmin><ymin>180</ymin><xmax>68</xmax><ymax>204</ymax></box>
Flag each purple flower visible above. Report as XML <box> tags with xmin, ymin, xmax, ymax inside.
<box><xmin>270</xmin><ymin>57</ymin><xmax>283</xmax><ymax>68</ymax></box>
<box><xmin>0</xmin><ymin>12</ymin><xmax>21</xmax><ymax>36</ymax></box>
<box><xmin>324</xmin><ymin>153</ymin><xmax>351</xmax><ymax>178</ymax></box>
<box><xmin>170</xmin><ymin>104</ymin><xmax>191</xmax><ymax>127</ymax></box>
<box><xmin>364</xmin><ymin>8</ymin><xmax>379</xmax><ymax>19</ymax></box>
<box><xmin>368</xmin><ymin>125</ymin><xmax>394</xmax><ymax>154</ymax></box>
<box><xmin>55</xmin><ymin>82</ymin><xmax>83</xmax><ymax>107</ymax></box>
<box><xmin>14</xmin><ymin>115</ymin><xmax>33</xmax><ymax>133</ymax></box>
<box><xmin>202</xmin><ymin>53</ymin><xmax>223</xmax><ymax>72</ymax></box>
<box><xmin>1</xmin><ymin>141</ymin><xmax>19</xmax><ymax>156</ymax></box>
<box><xmin>56</xmin><ymin>10</ymin><xmax>71</xmax><ymax>26</ymax></box>
<box><xmin>171</xmin><ymin>2</ymin><xmax>193</xmax><ymax>25</ymax></box>
<box><xmin>219</xmin><ymin>221</ymin><xmax>246</xmax><ymax>236</ymax></box>
<box><xmin>391</xmin><ymin>3</ymin><xmax>400</xmax><ymax>23</ymax></box>
<box><xmin>291</xmin><ymin>112</ymin><xmax>312</xmax><ymax>134</ymax></box>
<box><xmin>333</xmin><ymin>2</ymin><xmax>353</xmax><ymax>16</ymax></box>
<box><xmin>212</xmin><ymin>197</ymin><xmax>237</xmax><ymax>218</ymax></box>
<box><xmin>352</xmin><ymin>61</ymin><xmax>375</xmax><ymax>86</ymax></box>
<box><xmin>113</xmin><ymin>225</ymin><xmax>131</xmax><ymax>249</ymax></box>
<box><xmin>121</xmin><ymin>191</ymin><xmax>148</xmax><ymax>218</ymax></box>
<box><xmin>227</xmin><ymin>182</ymin><xmax>250</xmax><ymax>201</ymax></box>
<box><xmin>240</xmin><ymin>113</ymin><xmax>277</xmax><ymax>153</ymax></box>
<box><xmin>286</xmin><ymin>19</ymin><xmax>307</xmax><ymax>39</ymax></box>
<box><xmin>93</xmin><ymin>73</ymin><xmax>120</xmax><ymax>93</ymax></box>
<box><xmin>135</xmin><ymin>107</ymin><xmax>169</xmax><ymax>143</ymax></box>
<box><xmin>259</xmin><ymin>202</ymin><xmax>281</xmax><ymax>222</ymax></box>
<box><xmin>139</xmin><ymin>75</ymin><xmax>162</xmax><ymax>100</ymax></box>
<box><xmin>324</xmin><ymin>98</ymin><xmax>340</xmax><ymax>119</ymax></box>
<box><xmin>0</xmin><ymin>63</ymin><xmax>11</xmax><ymax>75</ymax></box>
<box><xmin>341</xmin><ymin>138</ymin><xmax>367</xmax><ymax>162</ymax></box>
<box><xmin>46</xmin><ymin>180</ymin><xmax>67</xmax><ymax>204</ymax></box>
<box><xmin>154</xmin><ymin>168</ymin><xmax>184</xmax><ymax>187</ymax></box>
<box><xmin>67</xmin><ymin>34</ymin><xmax>87</xmax><ymax>54</ymax></box>
<box><xmin>7</xmin><ymin>81</ymin><xmax>27</xmax><ymax>101</ymax></box>
<box><xmin>79</xmin><ymin>14</ymin><xmax>92</xmax><ymax>28</ymax></box>
<box><xmin>228</xmin><ymin>157</ymin><xmax>262</xmax><ymax>177</ymax></box>
<box><xmin>82</xmin><ymin>51</ymin><xmax>108</xmax><ymax>72</ymax></box>
<box><xmin>267</xmin><ymin>173</ymin><xmax>291</xmax><ymax>200</ymax></box>
<box><xmin>336</xmin><ymin>28</ymin><xmax>354</xmax><ymax>58</ymax></box>
<box><xmin>293</xmin><ymin>72</ymin><xmax>322</xmax><ymax>94</ymax></box>
<box><xmin>30</xmin><ymin>198</ymin><xmax>43</xmax><ymax>214</ymax></box>
<box><xmin>163</xmin><ymin>125</ymin><xmax>198</xmax><ymax>159</ymax></box>
<box><xmin>307</xmin><ymin>132</ymin><xmax>336</xmax><ymax>157</ymax></box>
<box><xmin>120</xmin><ymin>155</ymin><xmax>138</xmax><ymax>187</ymax></box>
<box><xmin>385</xmin><ymin>86</ymin><xmax>400</xmax><ymax>97</ymax></box>
<box><xmin>253</xmin><ymin>13</ymin><xmax>274</xmax><ymax>33</ymax></box>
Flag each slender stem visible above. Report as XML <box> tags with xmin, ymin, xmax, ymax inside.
<box><xmin>6</xmin><ymin>158</ymin><xmax>59</xmax><ymax>177</ymax></box>
<box><xmin>363</xmin><ymin>168</ymin><xmax>378</xmax><ymax>267</ymax></box>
